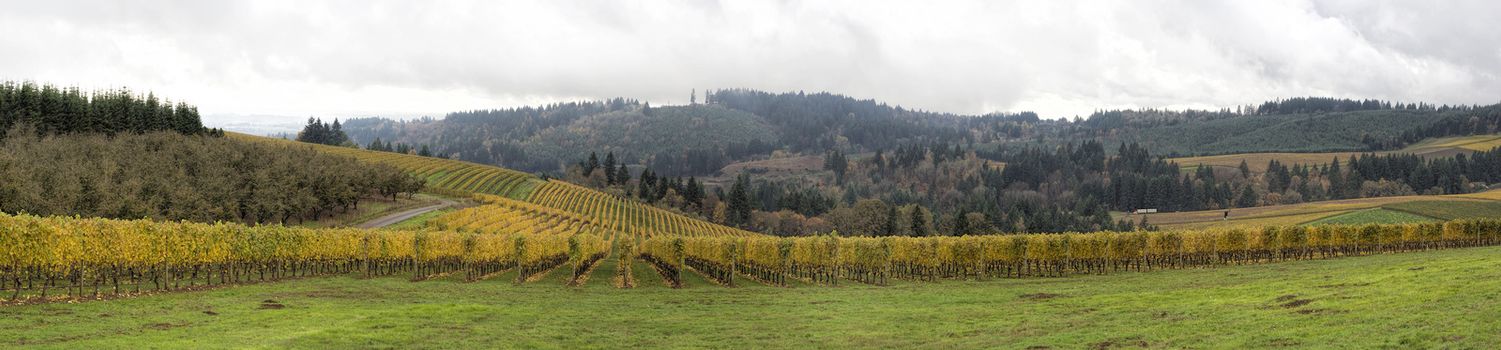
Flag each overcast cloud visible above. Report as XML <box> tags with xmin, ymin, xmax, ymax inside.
<box><xmin>1</xmin><ymin>0</ymin><xmax>1497</xmax><ymax>130</ymax></box>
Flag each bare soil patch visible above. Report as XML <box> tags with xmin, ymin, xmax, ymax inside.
<box><xmin>1019</xmin><ymin>293</ymin><xmax>1061</xmax><ymax>300</ymax></box>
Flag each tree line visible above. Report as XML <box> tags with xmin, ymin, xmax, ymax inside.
<box><xmin>0</xmin><ymin>80</ymin><xmax>209</xmax><ymax>136</ymax></box>
<box><xmin>296</xmin><ymin>117</ymin><xmax>352</xmax><ymax>146</ymax></box>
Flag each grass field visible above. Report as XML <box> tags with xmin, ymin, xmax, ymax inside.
<box><xmin>1171</xmin><ymin>152</ymin><xmax>1362</xmax><ymax>174</ymax></box>
<box><xmin>296</xmin><ymin>194</ymin><xmax>445</xmax><ymax>228</ymax></box>
<box><xmin>4</xmin><ymin>245</ymin><xmax>1499</xmax><ymax>349</ymax></box>
<box><xmin>1303</xmin><ymin>208</ymin><xmax>1436</xmax><ymax>226</ymax></box>
<box><xmin>1406</xmin><ymin>134</ymin><xmax>1501</xmax><ymax>153</ymax></box>
<box><xmin>386</xmin><ymin>207</ymin><xmax>455</xmax><ymax>230</ymax></box>
<box><xmin>1385</xmin><ymin>200</ymin><xmax>1501</xmax><ymax>221</ymax></box>
<box><xmin>1148</xmin><ymin>190</ymin><xmax>1501</xmax><ymax>229</ymax></box>
<box><xmin>1169</xmin><ymin>134</ymin><xmax>1501</xmax><ymax>174</ymax></box>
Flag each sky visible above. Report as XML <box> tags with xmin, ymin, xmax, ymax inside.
<box><xmin>2</xmin><ymin>0</ymin><xmax>1497</xmax><ymax>132</ymax></box>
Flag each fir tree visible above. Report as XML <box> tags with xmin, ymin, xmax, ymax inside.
<box><xmin>603</xmin><ymin>152</ymin><xmax>617</xmax><ymax>184</ymax></box>
<box><xmin>909</xmin><ymin>206</ymin><xmax>928</xmax><ymax>236</ymax></box>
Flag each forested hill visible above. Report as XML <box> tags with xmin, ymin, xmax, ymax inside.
<box><xmin>341</xmin><ymin>90</ymin><xmax>1000</xmax><ymax>175</ymax></box>
<box><xmin>1038</xmin><ymin>98</ymin><xmax>1501</xmax><ymax>157</ymax></box>
<box><xmin>341</xmin><ymin>90</ymin><xmax>1501</xmax><ymax>176</ymax></box>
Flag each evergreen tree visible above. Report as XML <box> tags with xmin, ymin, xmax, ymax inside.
<box><xmin>685</xmin><ymin>177</ymin><xmax>703</xmax><ymax>209</ymax></box>
<box><xmin>329</xmin><ymin>119</ymin><xmax>349</xmax><ymax>145</ymax></box>
<box><xmin>603</xmin><ymin>152</ymin><xmax>617</xmax><ymax>184</ymax></box>
<box><xmin>616</xmin><ymin>163</ymin><xmax>631</xmax><ymax>187</ymax></box>
<box><xmin>1345</xmin><ymin>169</ymin><xmax>1365</xmax><ymax>198</ymax></box>
<box><xmin>952</xmin><ymin>211</ymin><xmax>969</xmax><ymax>236</ymax></box>
<box><xmin>584</xmin><ymin>152</ymin><xmax>600</xmax><ymax>177</ymax></box>
<box><xmin>883</xmin><ymin>205</ymin><xmax>899</xmax><ymax>236</ymax></box>
<box><xmin>727</xmin><ymin>174</ymin><xmax>752</xmax><ymax>227</ymax></box>
<box><xmin>296</xmin><ymin>117</ymin><xmax>351</xmax><ymax>146</ymax></box>
<box><xmin>1328</xmin><ymin>157</ymin><xmax>1346</xmax><ymax>199</ymax></box>
<box><xmin>637</xmin><ymin>169</ymin><xmax>655</xmax><ymax>201</ymax></box>
<box><xmin>418</xmin><ymin>144</ymin><xmax>432</xmax><ymax>157</ymax></box>
<box><xmin>824</xmin><ymin>150</ymin><xmax>848</xmax><ymax>183</ymax></box>
<box><xmin>1236</xmin><ymin>186</ymin><xmax>1258</xmax><ymax>208</ymax></box>
<box><xmin>909</xmin><ymin>206</ymin><xmax>928</xmax><ymax>236</ymax></box>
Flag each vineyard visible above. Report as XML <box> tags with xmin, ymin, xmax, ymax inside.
<box><xmin>7</xmin><ymin>133</ymin><xmax>1496</xmax><ymax>302</ymax></box>
<box><xmin>230</xmin><ymin>133</ymin><xmax>763</xmax><ymax>241</ymax></box>
<box><xmin>524</xmin><ymin>180</ymin><xmax>760</xmax><ymax>238</ymax></box>
<box><xmin>641</xmin><ymin>221</ymin><xmax>1501</xmax><ymax>287</ymax></box>
<box><xmin>4</xmin><ymin>202</ymin><xmax>1501</xmax><ymax>303</ymax></box>
<box><xmin>0</xmin><ymin>212</ymin><xmax>605</xmax><ymax>301</ymax></box>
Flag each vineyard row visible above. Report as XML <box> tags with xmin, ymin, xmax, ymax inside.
<box><xmin>0</xmin><ymin>213</ymin><xmax>608</xmax><ymax>302</ymax></box>
<box><xmin>639</xmin><ymin>220</ymin><xmax>1501</xmax><ymax>287</ymax></box>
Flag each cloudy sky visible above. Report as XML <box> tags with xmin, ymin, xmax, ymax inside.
<box><xmin>2</xmin><ymin>0</ymin><xmax>1497</xmax><ymax>131</ymax></box>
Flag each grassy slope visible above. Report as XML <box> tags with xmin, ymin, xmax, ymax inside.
<box><xmin>385</xmin><ymin>207</ymin><xmax>455</xmax><ymax>230</ymax></box>
<box><xmin>1407</xmin><ymin>134</ymin><xmax>1501</xmax><ymax>152</ymax></box>
<box><xmin>296</xmin><ymin>194</ymin><xmax>446</xmax><ymax>228</ymax></box>
<box><xmin>4</xmin><ymin>246</ymin><xmax>1500</xmax><ymax>348</ymax></box>
<box><xmin>1385</xmin><ymin>200</ymin><xmax>1501</xmax><ymax>221</ymax></box>
<box><xmin>1169</xmin><ymin>134</ymin><xmax>1501</xmax><ymax>174</ymax></box>
<box><xmin>1148</xmin><ymin>190</ymin><xmax>1501</xmax><ymax>229</ymax></box>
<box><xmin>1304</xmin><ymin>208</ymin><xmax>1437</xmax><ymax>226</ymax></box>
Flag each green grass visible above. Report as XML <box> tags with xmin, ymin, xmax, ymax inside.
<box><xmin>1385</xmin><ymin>200</ymin><xmax>1501</xmax><ymax>221</ymax></box>
<box><xmin>386</xmin><ymin>208</ymin><xmax>454</xmax><ymax>230</ymax></box>
<box><xmin>296</xmin><ymin>194</ymin><xmax>442</xmax><ymax>228</ymax></box>
<box><xmin>5</xmin><ymin>246</ymin><xmax>1501</xmax><ymax>348</ymax></box>
<box><xmin>1304</xmin><ymin>208</ymin><xmax>1437</xmax><ymax>226</ymax></box>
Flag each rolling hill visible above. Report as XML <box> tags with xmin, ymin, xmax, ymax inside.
<box><xmin>233</xmin><ymin>132</ymin><xmax>758</xmax><ymax>238</ymax></box>
<box><xmin>343</xmin><ymin>103</ymin><xmax>786</xmax><ymax>174</ymax></box>
<box><xmin>1137</xmin><ymin>188</ymin><xmax>1501</xmax><ymax>229</ymax></box>
<box><xmin>339</xmin><ymin>90</ymin><xmax>1501</xmax><ymax>182</ymax></box>
<box><xmin>1126</xmin><ymin>109</ymin><xmax>1449</xmax><ymax>156</ymax></box>
<box><xmin>1168</xmin><ymin>134</ymin><xmax>1501</xmax><ymax>174</ymax></box>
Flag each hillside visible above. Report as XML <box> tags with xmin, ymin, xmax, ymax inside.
<box><xmin>1168</xmin><ymin>133</ymin><xmax>1501</xmax><ymax>174</ymax></box>
<box><xmin>340</xmin><ymin>91</ymin><xmax>1500</xmax><ymax>180</ymax></box>
<box><xmin>340</xmin><ymin>90</ymin><xmax>990</xmax><ymax>175</ymax></box>
<box><xmin>7</xmin><ymin>243</ymin><xmax>1499</xmax><ymax>348</ymax></box>
<box><xmin>1126</xmin><ymin>109</ymin><xmax>1449</xmax><ymax>156</ymax></box>
<box><xmin>233</xmin><ymin>133</ymin><xmax>758</xmax><ymax>238</ymax></box>
<box><xmin>1139</xmin><ymin>189</ymin><xmax>1501</xmax><ymax>229</ymax></box>
<box><xmin>522</xmin><ymin>104</ymin><xmax>779</xmax><ymax>173</ymax></box>
<box><xmin>230</xmin><ymin>132</ymin><xmax>542</xmax><ymax>200</ymax></box>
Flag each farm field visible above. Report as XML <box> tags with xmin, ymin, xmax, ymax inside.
<box><xmin>1303</xmin><ymin>208</ymin><xmax>1436</xmax><ymax>226</ymax></box>
<box><xmin>1144</xmin><ymin>190</ymin><xmax>1501</xmax><ymax>229</ymax></box>
<box><xmin>716</xmin><ymin>154</ymin><xmax>825</xmax><ymax>177</ymax></box>
<box><xmin>1169</xmin><ymin>134</ymin><xmax>1501</xmax><ymax>174</ymax></box>
<box><xmin>1385</xmin><ymin>200</ymin><xmax>1501</xmax><ymax>221</ymax></box>
<box><xmin>1404</xmin><ymin>133</ymin><xmax>1501</xmax><ymax>153</ymax></box>
<box><xmin>4</xmin><ymin>245</ymin><xmax>1498</xmax><ymax>349</ymax></box>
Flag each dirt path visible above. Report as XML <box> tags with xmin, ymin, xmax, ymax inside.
<box><xmin>357</xmin><ymin>199</ymin><xmax>456</xmax><ymax>229</ymax></box>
